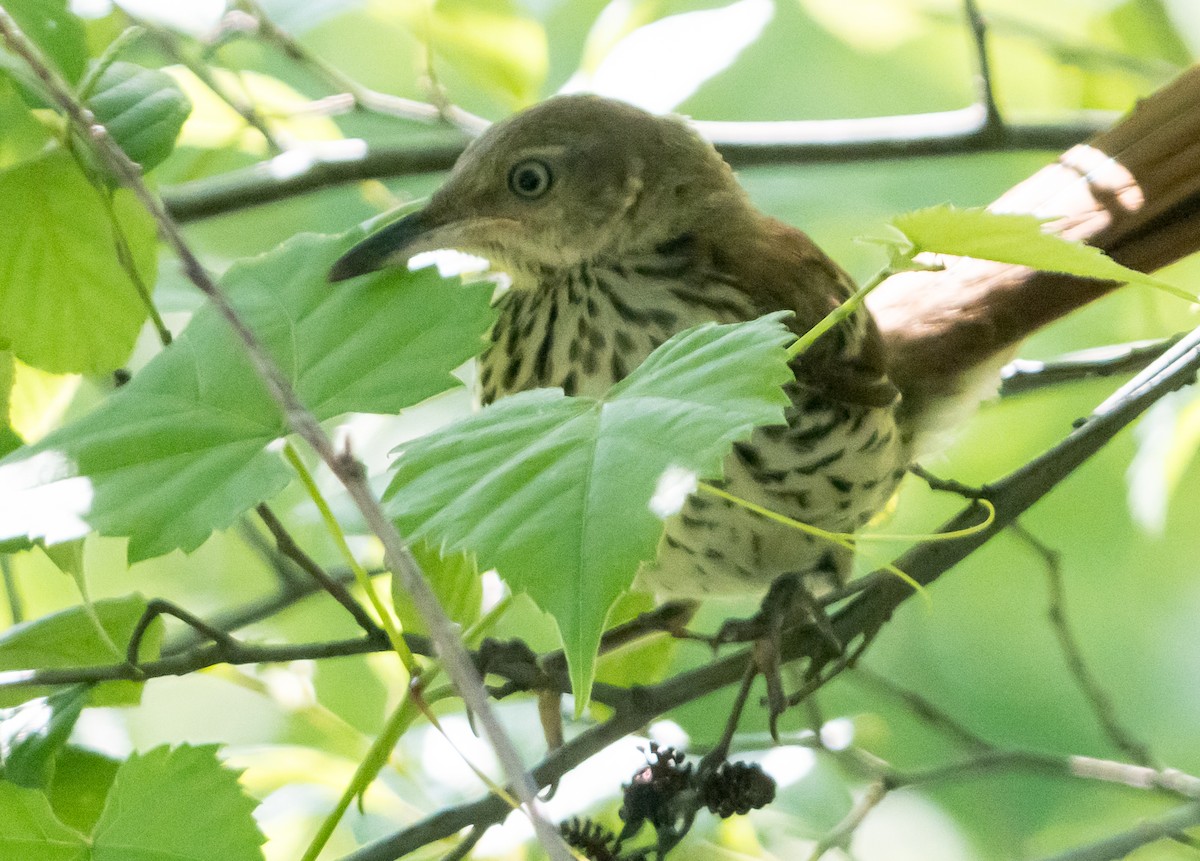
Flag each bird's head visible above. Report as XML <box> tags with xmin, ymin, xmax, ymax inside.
<box><xmin>328</xmin><ymin>94</ymin><xmax>749</xmax><ymax>282</ymax></box>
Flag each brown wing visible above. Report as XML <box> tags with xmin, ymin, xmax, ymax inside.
<box><xmin>708</xmin><ymin>216</ymin><xmax>899</xmax><ymax>409</ymax></box>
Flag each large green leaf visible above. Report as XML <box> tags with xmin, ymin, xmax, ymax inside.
<box><xmin>386</xmin><ymin>314</ymin><xmax>793</xmax><ymax>705</ymax></box>
<box><xmin>891</xmin><ymin>205</ymin><xmax>1191</xmax><ymax>299</ymax></box>
<box><xmin>0</xmin><ymin>231</ymin><xmax>495</xmax><ymax>560</ymax></box>
<box><xmin>90</xmin><ymin>745</ymin><xmax>264</xmax><ymax>861</ymax></box>
<box><xmin>0</xmin><ymin>150</ymin><xmax>158</xmax><ymax>374</ymax></box>
<box><xmin>3</xmin><ymin>0</ymin><xmax>87</xmax><ymax>83</ymax></box>
<box><xmin>0</xmin><ymin>781</ymin><xmax>87</xmax><ymax>861</ymax></box>
<box><xmin>86</xmin><ymin>61</ymin><xmax>192</xmax><ymax>170</ymax></box>
<box><xmin>0</xmin><ymin>596</ymin><xmax>159</xmax><ymax>708</ymax></box>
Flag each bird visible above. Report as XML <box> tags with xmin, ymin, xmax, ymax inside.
<box><xmin>328</xmin><ymin>92</ymin><xmax>1180</xmax><ymax>618</ymax></box>
<box><xmin>329</xmin><ymin>94</ymin><xmax>914</xmax><ymax>610</ymax></box>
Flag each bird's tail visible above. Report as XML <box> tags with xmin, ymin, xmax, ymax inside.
<box><xmin>868</xmin><ymin>65</ymin><xmax>1200</xmax><ymax>450</ymax></box>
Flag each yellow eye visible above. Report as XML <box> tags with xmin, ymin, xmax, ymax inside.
<box><xmin>508</xmin><ymin>159</ymin><xmax>553</xmax><ymax>199</ymax></box>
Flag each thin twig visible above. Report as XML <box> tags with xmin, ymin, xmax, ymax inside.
<box><xmin>805</xmin><ymin>778</ymin><xmax>888</xmax><ymax>861</ymax></box>
<box><xmin>1036</xmin><ymin>802</ymin><xmax>1200</xmax><ymax>861</ymax></box>
<box><xmin>136</xmin><ymin>20</ymin><xmax>286</xmax><ymax>152</ymax></box>
<box><xmin>849</xmin><ymin>666</ymin><xmax>993</xmax><ymax>752</ymax></box>
<box><xmin>236</xmin><ymin>514</ymin><xmax>305</xmax><ymax>589</ymax></box>
<box><xmin>126</xmin><ymin>598</ymin><xmax>241</xmax><ymax>667</ymax></box>
<box><xmin>999</xmin><ymin>337</ymin><xmax>1182</xmax><ymax>397</ymax></box>
<box><xmin>255</xmin><ymin>502</ymin><xmax>382</xmax><ymax>638</ymax></box>
<box><xmin>1010</xmin><ymin>522</ymin><xmax>1159</xmax><ymax>768</ymax></box>
<box><xmin>232</xmin><ymin>0</ymin><xmax>487</xmax><ymax>134</ymax></box>
<box><xmin>160</xmin><ymin>113</ymin><xmax>1112</xmax><ymax>222</ymax></box>
<box><xmin>0</xmin><ymin>11</ymin><xmax>566</xmax><ymax>859</ymax></box>
<box><xmin>963</xmin><ymin>0</ymin><xmax>1003</xmax><ymax>133</ymax></box>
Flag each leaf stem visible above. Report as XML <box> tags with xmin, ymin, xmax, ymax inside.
<box><xmin>786</xmin><ymin>266</ymin><xmax>894</xmax><ymax>359</ymax></box>
<box><xmin>696</xmin><ymin>482</ymin><xmax>926</xmax><ymax>598</ymax></box>
<box><xmin>282</xmin><ymin>441</ymin><xmax>417</xmax><ymax>673</ymax></box>
<box><xmin>300</xmin><ymin>594</ymin><xmax>515</xmax><ymax>861</ymax></box>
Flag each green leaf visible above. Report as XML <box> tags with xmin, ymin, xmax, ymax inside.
<box><xmin>90</xmin><ymin>745</ymin><xmax>265</xmax><ymax>861</ymax></box>
<box><xmin>0</xmin><ymin>685</ymin><xmax>88</xmax><ymax>789</ymax></box>
<box><xmin>394</xmin><ymin>543</ymin><xmax>482</xmax><ymax>636</ymax></box>
<box><xmin>421</xmin><ymin>0</ymin><xmax>547</xmax><ymax>106</ymax></box>
<box><xmin>386</xmin><ymin>314</ymin><xmax>793</xmax><ymax>707</ymax></box>
<box><xmin>1105</xmin><ymin>0</ymin><xmax>1192</xmax><ymax>68</ymax></box>
<box><xmin>0</xmin><ymin>781</ymin><xmax>87</xmax><ymax>861</ymax></box>
<box><xmin>0</xmin><ymin>231</ymin><xmax>495</xmax><ymax>561</ymax></box>
<box><xmin>3</xmin><ymin>0</ymin><xmax>87</xmax><ymax>83</ymax></box>
<box><xmin>0</xmin><ymin>595</ymin><xmax>159</xmax><ymax>708</ymax></box>
<box><xmin>85</xmin><ymin>61</ymin><xmax>192</xmax><ymax>170</ymax></box>
<box><xmin>0</xmin><ymin>150</ymin><xmax>158</xmax><ymax>374</ymax></box>
<box><xmin>46</xmin><ymin>747</ymin><xmax>119</xmax><ymax>835</ymax></box>
<box><xmin>891</xmin><ymin>205</ymin><xmax>1194</xmax><ymax>300</ymax></box>
<box><xmin>0</xmin><ymin>75</ymin><xmax>51</xmax><ymax>170</ymax></box>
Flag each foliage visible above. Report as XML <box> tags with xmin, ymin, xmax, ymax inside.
<box><xmin>0</xmin><ymin>1</ymin><xmax>1199</xmax><ymax>861</ymax></box>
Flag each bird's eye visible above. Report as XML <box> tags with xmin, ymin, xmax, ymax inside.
<box><xmin>508</xmin><ymin>159</ymin><xmax>553</xmax><ymax>199</ymax></box>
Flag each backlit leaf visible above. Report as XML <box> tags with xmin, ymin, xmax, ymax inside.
<box><xmin>0</xmin><ymin>150</ymin><xmax>157</xmax><ymax>374</ymax></box>
<box><xmin>0</xmin><ymin>231</ymin><xmax>495</xmax><ymax>560</ymax></box>
<box><xmin>891</xmin><ymin>205</ymin><xmax>1193</xmax><ymax>300</ymax></box>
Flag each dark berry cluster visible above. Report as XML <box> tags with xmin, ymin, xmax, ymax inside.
<box><xmin>561</xmin><ymin>817</ymin><xmax>621</xmax><ymax>861</ymax></box>
<box><xmin>559</xmin><ymin>745</ymin><xmax>778</xmax><ymax>859</ymax></box>
<box><xmin>700</xmin><ymin>761</ymin><xmax>777</xmax><ymax>818</ymax></box>
<box><xmin>619</xmin><ymin>743</ymin><xmax>695</xmax><ymax>836</ymax></box>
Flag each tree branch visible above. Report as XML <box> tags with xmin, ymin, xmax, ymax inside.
<box><xmin>159</xmin><ymin>109</ymin><xmax>1114</xmax><ymax>223</ymax></box>
<box><xmin>1037</xmin><ymin>802</ymin><xmax>1200</xmax><ymax>861</ymax></box>
<box><xmin>0</xmin><ymin>10</ymin><xmax>567</xmax><ymax>858</ymax></box>
<box><xmin>999</xmin><ymin>337</ymin><xmax>1180</xmax><ymax>397</ymax></box>
<box><xmin>254</xmin><ymin>502</ymin><xmax>382</xmax><ymax>637</ymax></box>
<box><xmin>1012</xmin><ymin>523</ymin><xmax>1159</xmax><ymax>767</ymax></box>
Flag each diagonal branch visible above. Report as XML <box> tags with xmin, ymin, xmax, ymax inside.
<box><xmin>1037</xmin><ymin>802</ymin><xmax>1200</xmax><ymax>861</ymax></box>
<box><xmin>0</xmin><ymin>9</ymin><xmax>568</xmax><ymax>859</ymax></box>
<box><xmin>338</xmin><ymin>319</ymin><xmax>1200</xmax><ymax>859</ymax></box>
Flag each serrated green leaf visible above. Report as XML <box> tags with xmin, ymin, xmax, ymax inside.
<box><xmin>4</xmin><ymin>0</ymin><xmax>87</xmax><ymax>83</ymax></box>
<box><xmin>86</xmin><ymin>61</ymin><xmax>191</xmax><ymax>170</ymax></box>
<box><xmin>0</xmin><ymin>780</ymin><xmax>87</xmax><ymax>861</ymax></box>
<box><xmin>0</xmin><ymin>685</ymin><xmax>88</xmax><ymax>789</ymax></box>
<box><xmin>0</xmin><ymin>150</ymin><xmax>157</xmax><ymax>374</ymax></box>
<box><xmin>0</xmin><ymin>231</ymin><xmax>495</xmax><ymax>561</ymax></box>
<box><xmin>0</xmin><ymin>595</ymin><xmax>159</xmax><ymax>708</ymax></box>
<box><xmin>386</xmin><ymin>314</ymin><xmax>793</xmax><ymax>707</ymax></box>
<box><xmin>91</xmin><ymin>744</ymin><xmax>265</xmax><ymax>861</ymax></box>
<box><xmin>891</xmin><ymin>205</ymin><xmax>1193</xmax><ymax>300</ymax></box>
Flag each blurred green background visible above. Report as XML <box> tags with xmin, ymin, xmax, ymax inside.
<box><xmin>4</xmin><ymin>0</ymin><xmax>1200</xmax><ymax>859</ymax></box>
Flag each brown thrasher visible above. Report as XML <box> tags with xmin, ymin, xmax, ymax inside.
<box><xmin>327</xmin><ymin>92</ymin><xmax>1189</xmax><ymax>602</ymax></box>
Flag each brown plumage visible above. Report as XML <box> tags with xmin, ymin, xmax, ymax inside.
<box><xmin>329</xmin><ymin>86</ymin><xmax>1200</xmax><ymax>596</ymax></box>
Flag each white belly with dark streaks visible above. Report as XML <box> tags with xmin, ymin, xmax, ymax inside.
<box><xmin>476</xmin><ymin>259</ymin><xmax>910</xmax><ymax>597</ymax></box>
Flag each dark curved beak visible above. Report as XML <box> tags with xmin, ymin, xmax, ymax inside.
<box><xmin>328</xmin><ymin>208</ymin><xmax>437</xmax><ymax>282</ymax></box>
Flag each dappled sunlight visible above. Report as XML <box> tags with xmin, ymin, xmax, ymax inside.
<box><xmin>0</xmin><ymin>449</ymin><xmax>93</xmax><ymax>546</ymax></box>
<box><xmin>563</xmin><ymin>0</ymin><xmax>774</xmax><ymax>113</ymax></box>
